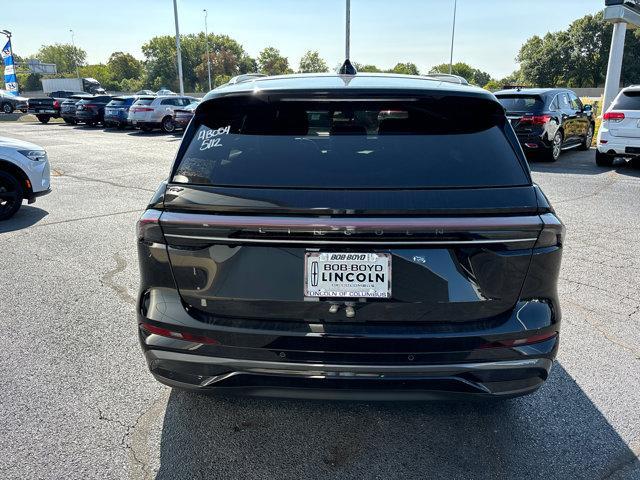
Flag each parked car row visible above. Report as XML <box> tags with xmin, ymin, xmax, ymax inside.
<box><xmin>28</xmin><ymin>92</ymin><xmax>199</xmax><ymax>133</ymax></box>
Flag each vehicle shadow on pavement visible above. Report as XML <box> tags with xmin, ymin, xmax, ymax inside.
<box><xmin>529</xmin><ymin>149</ymin><xmax>640</xmax><ymax>178</ymax></box>
<box><xmin>0</xmin><ymin>205</ymin><xmax>48</xmax><ymax>233</ymax></box>
<box><xmin>154</xmin><ymin>363</ymin><xmax>638</xmax><ymax>480</ymax></box>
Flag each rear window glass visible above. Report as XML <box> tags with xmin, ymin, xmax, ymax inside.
<box><xmin>496</xmin><ymin>95</ymin><xmax>544</xmax><ymax>113</ymax></box>
<box><xmin>612</xmin><ymin>91</ymin><xmax>640</xmax><ymax>110</ymax></box>
<box><xmin>173</xmin><ymin>97</ymin><xmax>527</xmax><ymax>189</ymax></box>
<box><xmin>108</xmin><ymin>98</ymin><xmax>131</xmax><ymax>106</ymax></box>
<box><xmin>134</xmin><ymin>99</ymin><xmax>154</xmax><ymax>106</ymax></box>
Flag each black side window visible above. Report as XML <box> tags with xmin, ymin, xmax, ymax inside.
<box><xmin>569</xmin><ymin>93</ymin><xmax>582</xmax><ymax>111</ymax></box>
<box><xmin>559</xmin><ymin>93</ymin><xmax>571</xmax><ymax>110</ymax></box>
<box><xmin>161</xmin><ymin>98</ymin><xmax>176</xmax><ymax>106</ymax></box>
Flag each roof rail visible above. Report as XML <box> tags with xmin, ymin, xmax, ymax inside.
<box><xmin>423</xmin><ymin>73</ymin><xmax>469</xmax><ymax>86</ymax></box>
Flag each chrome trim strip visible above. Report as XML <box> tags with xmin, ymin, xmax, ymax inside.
<box><xmin>164</xmin><ymin>234</ymin><xmax>538</xmax><ymax>245</ymax></box>
<box><xmin>149</xmin><ymin>351</ymin><xmax>552</xmax><ymax>375</ymax></box>
<box><xmin>161</xmin><ymin>212</ymin><xmax>543</xmax><ymax>231</ymax></box>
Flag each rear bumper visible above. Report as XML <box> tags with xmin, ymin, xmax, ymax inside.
<box><xmin>138</xmin><ymin>287</ymin><xmax>560</xmax><ymax>400</ymax></box>
<box><xmin>76</xmin><ymin>112</ymin><xmax>100</xmax><ymax>122</ymax></box>
<box><xmin>515</xmin><ymin>133</ymin><xmax>550</xmax><ymax>151</ymax></box>
<box><xmin>28</xmin><ymin>109</ymin><xmax>58</xmax><ymax>116</ymax></box>
<box><xmin>597</xmin><ymin>140</ymin><xmax>640</xmax><ymax>156</ymax></box>
<box><xmin>144</xmin><ymin>348</ymin><xmax>554</xmax><ymax>399</ymax></box>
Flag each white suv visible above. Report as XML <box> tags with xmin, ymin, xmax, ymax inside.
<box><xmin>0</xmin><ymin>136</ymin><xmax>51</xmax><ymax>220</ymax></box>
<box><xmin>596</xmin><ymin>86</ymin><xmax>640</xmax><ymax>166</ymax></box>
<box><xmin>128</xmin><ymin>95</ymin><xmax>197</xmax><ymax>133</ymax></box>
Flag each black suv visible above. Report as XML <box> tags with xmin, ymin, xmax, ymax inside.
<box><xmin>136</xmin><ymin>73</ymin><xmax>564</xmax><ymax>400</ymax></box>
<box><xmin>495</xmin><ymin>88</ymin><xmax>594</xmax><ymax>162</ymax></box>
<box><xmin>74</xmin><ymin>95</ymin><xmax>113</xmax><ymax>126</ymax></box>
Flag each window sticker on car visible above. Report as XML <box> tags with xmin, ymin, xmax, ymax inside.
<box><xmin>197</xmin><ymin>125</ymin><xmax>230</xmax><ymax>150</ymax></box>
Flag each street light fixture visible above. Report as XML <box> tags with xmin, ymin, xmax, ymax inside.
<box><xmin>449</xmin><ymin>0</ymin><xmax>457</xmax><ymax>74</ymax></box>
<box><xmin>204</xmin><ymin>9</ymin><xmax>212</xmax><ymax>91</ymax></box>
<box><xmin>69</xmin><ymin>29</ymin><xmax>80</xmax><ymax>79</ymax></box>
<box><xmin>173</xmin><ymin>0</ymin><xmax>185</xmax><ymax>95</ymax></box>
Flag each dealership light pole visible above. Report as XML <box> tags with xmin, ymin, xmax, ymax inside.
<box><xmin>173</xmin><ymin>0</ymin><xmax>185</xmax><ymax>95</ymax></box>
<box><xmin>204</xmin><ymin>9</ymin><xmax>212</xmax><ymax>91</ymax></box>
<box><xmin>449</xmin><ymin>0</ymin><xmax>457</xmax><ymax>74</ymax></box>
<box><xmin>69</xmin><ymin>29</ymin><xmax>80</xmax><ymax>79</ymax></box>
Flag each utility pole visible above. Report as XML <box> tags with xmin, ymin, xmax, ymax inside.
<box><xmin>345</xmin><ymin>0</ymin><xmax>351</xmax><ymax>60</ymax></box>
<box><xmin>69</xmin><ymin>29</ymin><xmax>80</xmax><ymax>79</ymax></box>
<box><xmin>449</xmin><ymin>0</ymin><xmax>457</xmax><ymax>74</ymax></box>
<box><xmin>204</xmin><ymin>9</ymin><xmax>212</xmax><ymax>91</ymax></box>
<box><xmin>173</xmin><ymin>0</ymin><xmax>185</xmax><ymax>95</ymax></box>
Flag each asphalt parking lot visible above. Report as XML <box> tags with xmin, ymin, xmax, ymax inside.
<box><xmin>0</xmin><ymin>120</ymin><xmax>639</xmax><ymax>480</ymax></box>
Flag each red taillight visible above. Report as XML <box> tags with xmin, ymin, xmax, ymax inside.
<box><xmin>141</xmin><ymin>322</ymin><xmax>219</xmax><ymax>345</ymax></box>
<box><xmin>136</xmin><ymin>209</ymin><xmax>164</xmax><ymax>243</ymax></box>
<box><xmin>480</xmin><ymin>331</ymin><xmax>557</xmax><ymax>349</ymax></box>
<box><xmin>603</xmin><ymin>111</ymin><xmax>625</xmax><ymax>122</ymax></box>
<box><xmin>53</xmin><ymin>100</ymin><xmax>60</xmax><ymax>108</ymax></box>
<box><xmin>133</xmin><ymin>107</ymin><xmax>154</xmax><ymax>112</ymax></box>
<box><xmin>520</xmin><ymin>115</ymin><xmax>552</xmax><ymax>125</ymax></box>
<box><xmin>84</xmin><ymin>103</ymin><xmax>97</xmax><ymax>109</ymax></box>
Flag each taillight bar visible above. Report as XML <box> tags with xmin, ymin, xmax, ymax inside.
<box><xmin>132</xmin><ymin>107</ymin><xmax>154</xmax><ymax>112</ymax></box>
<box><xmin>520</xmin><ymin>115</ymin><xmax>552</xmax><ymax>125</ymax></box>
<box><xmin>603</xmin><ymin>111</ymin><xmax>625</xmax><ymax>122</ymax></box>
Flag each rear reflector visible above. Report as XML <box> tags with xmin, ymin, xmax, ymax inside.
<box><xmin>480</xmin><ymin>331</ymin><xmax>557</xmax><ymax>349</ymax></box>
<box><xmin>141</xmin><ymin>322</ymin><xmax>219</xmax><ymax>345</ymax></box>
<box><xmin>603</xmin><ymin>112</ymin><xmax>625</xmax><ymax>122</ymax></box>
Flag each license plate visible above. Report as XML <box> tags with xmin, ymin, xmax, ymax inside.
<box><xmin>304</xmin><ymin>252</ymin><xmax>391</xmax><ymax>298</ymax></box>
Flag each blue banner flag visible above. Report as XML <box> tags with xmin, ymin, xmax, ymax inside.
<box><xmin>2</xmin><ymin>39</ymin><xmax>19</xmax><ymax>95</ymax></box>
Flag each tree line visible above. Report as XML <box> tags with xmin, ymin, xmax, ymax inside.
<box><xmin>8</xmin><ymin>10</ymin><xmax>640</xmax><ymax>93</ymax></box>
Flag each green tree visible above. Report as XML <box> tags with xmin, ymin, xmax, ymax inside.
<box><xmin>36</xmin><ymin>43</ymin><xmax>86</xmax><ymax>74</ymax></box>
<box><xmin>78</xmin><ymin>64</ymin><xmax>118</xmax><ymax>90</ymax></box>
<box><xmin>107</xmin><ymin>52</ymin><xmax>143</xmax><ymax>81</ymax></box>
<box><xmin>430</xmin><ymin>62</ymin><xmax>494</xmax><ymax>86</ymax></box>
<box><xmin>258</xmin><ymin>47</ymin><xmax>291</xmax><ymax>75</ymax></box>
<box><xmin>142</xmin><ymin>33</ymin><xmax>252</xmax><ymax>91</ymax></box>
<box><xmin>515</xmin><ymin>11</ymin><xmax>640</xmax><ymax>87</ymax></box>
<box><xmin>389</xmin><ymin>62</ymin><xmax>420</xmax><ymax>75</ymax></box>
<box><xmin>353</xmin><ymin>63</ymin><xmax>382</xmax><ymax>73</ymax></box>
<box><xmin>298</xmin><ymin>50</ymin><xmax>328</xmax><ymax>73</ymax></box>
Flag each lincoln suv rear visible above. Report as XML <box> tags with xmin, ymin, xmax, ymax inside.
<box><xmin>136</xmin><ymin>73</ymin><xmax>564</xmax><ymax>400</ymax></box>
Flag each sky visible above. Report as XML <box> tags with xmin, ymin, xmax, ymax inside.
<box><xmin>3</xmin><ymin>0</ymin><xmax>606</xmax><ymax>79</ymax></box>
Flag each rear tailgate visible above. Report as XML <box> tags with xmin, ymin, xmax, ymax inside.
<box><xmin>160</xmin><ymin>187</ymin><xmax>541</xmax><ymax>323</ymax></box>
<box><xmin>159</xmin><ymin>92</ymin><xmax>539</xmax><ymax>324</ymax></box>
<box><xmin>608</xmin><ymin>91</ymin><xmax>640</xmax><ymax>139</ymax></box>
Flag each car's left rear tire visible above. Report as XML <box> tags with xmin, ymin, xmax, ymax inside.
<box><xmin>161</xmin><ymin>116</ymin><xmax>176</xmax><ymax>133</ymax></box>
<box><xmin>542</xmin><ymin>131</ymin><xmax>563</xmax><ymax>162</ymax></box>
<box><xmin>2</xmin><ymin>102</ymin><xmax>14</xmax><ymax>114</ymax></box>
<box><xmin>0</xmin><ymin>171</ymin><xmax>24</xmax><ymax>221</ymax></box>
<box><xmin>579</xmin><ymin>124</ymin><xmax>594</xmax><ymax>151</ymax></box>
